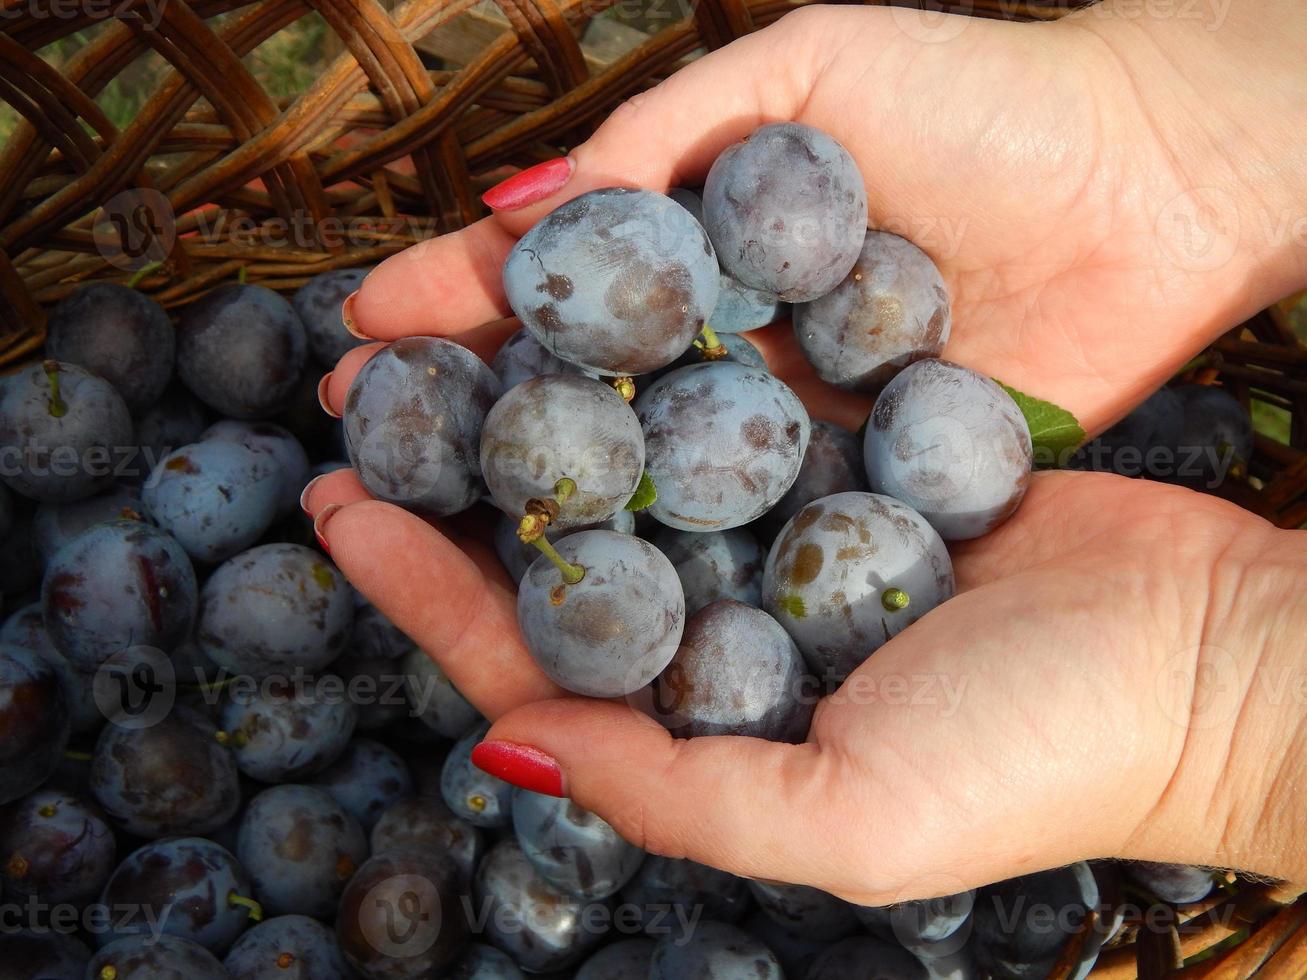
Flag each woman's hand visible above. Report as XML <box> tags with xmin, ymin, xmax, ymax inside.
<box><xmin>304</xmin><ymin>0</ymin><xmax>1307</xmax><ymax>898</ymax></box>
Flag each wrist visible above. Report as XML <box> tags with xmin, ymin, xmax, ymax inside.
<box><xmin>1133</xmin><ymin>515</ymin><xmax>1306</xmax><ymax>884</ymax></box>
<box><xmin>1062</xmin><ymin>1</ymin><xmax>1307</xmax><ymax>317</ymax></box>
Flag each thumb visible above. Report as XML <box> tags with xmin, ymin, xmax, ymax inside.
<box><xmin>481</xmin><ymin>12</ymin><xmax>825</xmax><ymax>234</ymax></box>
<box><xmin>470</xmin><ymin>696</ymin><xmax>874</xmax><ymax>895</ymax></box>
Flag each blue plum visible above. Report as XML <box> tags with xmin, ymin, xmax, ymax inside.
<box><xmin>343</xmin><ymin>337</ymin><xmax>501</xmax><ymax>517</ymax></box>
<box><xmin>310</xmin><ymin>737</ymin><xmax>413</xmax><ymax>832</ymax></box>
<box><xmin>5</xmin><ymin>930</ymin><xmax>91</xmax><ymax>980</ymax></box>
<box><xmin>100</xmin><ymin>836</ymin><xmax>257</xmax><ymax>952</ymax></box>
<box><xmin>446</xmin><ymin>944</ymin><xmax>527</xmax><ymax>979</ymax></box>
<box><xmin>619</xmin><ymin>856</ymin><xmax>750</xmax><ymax>934</ymax></box>
<box><xmin>0</xmin><ymin>788</ymin><xmax>116</xmax><ymax>905</ymax></box>
<box><xmin>131</xmin><ymin>383</ymin><xmax>211</xmax><ymax>481</ymax></box>
<box><xmin>196</xmin><ymin>543</ymin><xmax>353</xmax><ymax>677</ymax></box>
<box><xmin>88</xmin><ymin>935</ymin><xmax>228</xmax><ymax>980</ymax></box>
<box><xmin>493</xmin><ymin>508</ymin><xmax>635</xmax><ymax>584</ymax></box>
<box><xmin>335</xmin><ymin>846</ymin><xmax>470</xmax><ymax>978</ymax></box>
<box><xmin>575</xmin><ymin>938</ymin><xmax>657</xmax><ymax>980</ymax></box>
<box><xmin>758</xmin><ymin>419</ymin><xmax>868</xmax><ymax>540</ymax></box>
<box><xmin>650</xmin><ymin>526</ymin><xmax>764</xmax><ymax>615</ymax></box>
<box><xmin>805</xmin><ymin>936</ymin><xmax>930</xmax><ymax>979</ymax></box>
<box><xmin>858</xmin><ymin>890</ymin><xmax>976</xmax><ymax>956</ymax></box>
<box><xmin>747</xmin><ymin>880</ymin><xmax>860</xmax><ymax>941</ymax></box>
<box><xmin>493</xmin><ymin>327</ymin><xmax>587</xmax><ymax>391</ymax></box>
<box><xmin>636</xmin><ymin>362</ymin><xmax>809</xmax><ymax>531</ymax></box>
<box><xmin>41</xmin><ymin>518</ymin><xmax>197</xmax><ymax>670</ymax></box>
<box><xmin>649</xmin><ymin>920</ymin><xmax>782</xmax><ymax>980</ymax></box>
<box><xmin>864</xmin><ymin>359</ymin><xmax>1032</xmax><ymax>541</ymax></box>
<box><xmin>1067</xmin><ymin>387</ymin><xmax>1184</xmax><ymax>476</ymax></box>
<box><xmin>504</xmin><ymin>188</ymin><xmax>720</xmax><ymax>376</ymax></box>
<box><xmin>0</xmin><ymin>603</ymin><xmax>100</xmax><ymax>732</ymax></box>
<box><xmin>0</xmin><ymin>359</ymin><xmax>133</xmax><ymax>503</ymax></box>
<box><xmin>237</xmin><ymin>784</ymin><xmax>369</xmax><ymax>918</ymax></box>
<box><xmin>761</xmin><ymin>492</ymin><xmax>954</xmax><ymax>683</ymax></box>
<box><xmin>293</xmin><ymin>267</ymin><xmax>370</xmax><ymax>367</ymax></box>
<box><xmin>703</xmin><ymin>123</ymin><xmax>867</xmax><ymax>302</ymax></box>
<box><xmin>517</xmin><ymin>530</ymin><xmax>685</xmax><ymax>698</ymax></box>
<box><xmin>442</xmin><ymin>722</ymin><xmax>514</xmax><ymax>828</ymax></box>
<box><xmin>217</xmin><ymin>675</ymin><xmax>358</xmax><ymax>781</ymax></box>
<box><xmin>45</xmin><ymin>282</ymin><xmax>174</xmax><ymax>412</ymax></box>
<box><xmin>90</xmin><ymin>707</ymin><xmax>241</xmax><ymax>838</ymax></box>
<box><xmin>370</xmin><ymin>796</ymin><xmax>484</xmax><ymax>883</ymax></box>
<box><xmin>0</xmin><ymin>644</ymin><xmax>70</xmax><ymax>804</ymax></box>
<box><xmin>969</xmin><ymin>863</ymin><xmax>1108</xmax><ymax>980</ymax></box>
<box><xmin>177</xmin><ymin>283</ymin><xmax>307</xmax><ymax>419</ymax></box>
<box><xmin>203</xmin><ymin>419</ymin><xmax>311</xmax><ymax>520</ymax></box>
<box><xmin>795</xmin><ymin>231</ymin><xmax>951</xmax><ymax>392</ymax></box>
<box><xmin>512</xmin><ymin>789</ymin><xmax>645</xmax><ymax>899</ymax></box>
<box><xmin>743</xmin><ymin>911</ymin><xmax>828</xmax><ymax>976</ymax></box>
<box><xmin>32</xmin><ymin>485</ymin><xmax>148</xmax><ymax>563</ymax></box>
<box><xmin>481</xmin><ymin>374</ymin><xmax>645</xmax><ymax>530</ymax></box>
<box><xmin>225</xmin><ymin>914</ymin><xmax>355</xmax><ymax>980</ymax></box>
<box><xmin>1172</xmin><ymin>384</ymin><xmax>1255</xmax><ymax>488</ymax></box>
<box><xmin>652</xmin><ymin>599</ymin><xmax>813</xmax><ymax>742</ymax></box>
<box><xmin>1122</xmin><ymin>861</ymin><xmax>1214</xmax><ymax>904</ymax></box>
<box><xmin>402</xmin><ymin>647</ymin><xmax>480</xmax><ymax>739</ymax></box>
<box><xmin>472</xmin><ymin>838</ymin><xmax>610</xmax><ymax>972</ymax></box>
<box><xmin>144</xmin><ymin>440</ymin><xmax>281</xmax><ymax>563</ymax></box>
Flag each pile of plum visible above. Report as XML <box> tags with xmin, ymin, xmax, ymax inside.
<box><xmin>0</xmin><ymin>122</ymin><xmax>1240</xmax><ymax>979</ymax></box>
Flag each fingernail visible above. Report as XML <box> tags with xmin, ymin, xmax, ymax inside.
<box><xmin>300</xmin><ymin>474</ymin><xmax>326</xmax><ymax>517</ymax></box>
<box><xmin>471</xmin><ymin>740</ymin><xmax>564</xmax><ymax>797</ymax></box>
<box><xmin>313</xmin><ymin>504</ymin><xmax>342</xmax><ymax>554</ymax></box>
<box><xmin>317</xmin><ymin>373</ymin><xmax>340</xmax><ymax>419</ymax></box>
<box><xmin>341</xmin><ymin>292</ymin><xmax>370</xmax><ymax>340</ymax></box>
<box><xmin>482</xmin><ymin>157</ymin><xmax>574</xmax><ymax>212</ymax></box>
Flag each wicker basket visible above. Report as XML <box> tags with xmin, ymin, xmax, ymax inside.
<box><xmin>1</xmin><ymin>0</ymin><xmax>1303</xmax><ymax>974</ymax></box>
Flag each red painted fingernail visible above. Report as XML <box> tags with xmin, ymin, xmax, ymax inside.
<box><xmin>471</xmin><ymin>740</ymin><xmax>564</xmax><ymax>797</ymax></box>
<box><xmin>341</xmin><ymin>292</ymin><xmax>370</xmax><ymax>340</ymax></box>
<box><xmin>317</xmin><ymin>373</ymin><xmax>340</xmax><ymax>419</ymax></box>
<box><xmin>482</xmin><ymin>157</ymin><xmax>574</xmax><ymax>212</ymax></box>
<box><xmin>313</xmin><ymin>504</ymin><xmax>342</xmax><ymax>553</ymax></box>
<box><xmin>300</xmin><ymin>474</ymin><xmax>326</xmax><ymax>517</ymax></box>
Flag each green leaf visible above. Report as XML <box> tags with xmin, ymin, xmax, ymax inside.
<box><xmin>625</xmin><ymin>472</ymin><xmax>657</xmax><ymax>511</ymax></box>
<box><xmin>995</xmin><ymin>381</ymin><xmax>1085</xmax><ymax>469</ymax></box>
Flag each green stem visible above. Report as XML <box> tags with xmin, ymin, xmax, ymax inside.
<box><xmin>126</xmin><ymin>260</ymin><xmax>163</xmax><ymax>289</ymax></box>
<box><xmin>529</xmin><ymin>535</ymin><xmax>585</xmax><ymax>585</ymax></box>
<box><xmin>881</xmin><ymin>588</ymin><xmax>910</xmax><ymax>612</ymax></box>
<box><xmin>697</xmin><ymin>324</ymin><xmax>727</xmax><ymax>359</ymax></box>
<box><xmin>43</xmin><ymin>359</ymin><xmax>67</xmax><ymax>418</ymax></box>
<box><xmin>228</xmin><ymin>892</ymin><xmax>263</xmax><ymax>922</ymax></box>
<box><xmin>63</xmin><ymin>750</ymin><xmax>92</xmax><ymax>762</ymax></box>
<box><xmin>236</xmin><ymin>265</ymin><xmax>248</xmax><ymax>285</ymax></box>
<box><xmin>553</xmin><ymin>477</ymin><xmax>577</xmax><ymax>505</ymax></box>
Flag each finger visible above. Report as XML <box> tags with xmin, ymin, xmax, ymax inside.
<box><xmin>311</xmin><ymin>499</ymin><xmax>565</xmax><ymax>716</ymax></box>
<box><xmin>320</xmin><ymin>319</ymin><xmax>517</xmax><ymax>417</ymax></box>
<box><xmin>345</xmin><ymin>219</ymin><xmax>518</xmax><ymax>341</ymax></box>
<box><xmin>476</xmin><ymin>697</ymin><xmax>861</xmax><ymax>891</ymax></box>
<box><xmin>299</xmin><ymin>465</ymin><xmax>372</xmax><ymax>515</ymax></box>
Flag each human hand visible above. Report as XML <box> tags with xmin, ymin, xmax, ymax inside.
<box><xmin>305</xmin><ymin>0</ymin><xmax>1307</xmax><ymax>898</ymax></box>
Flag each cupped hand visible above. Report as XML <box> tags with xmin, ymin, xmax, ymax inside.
<box><xmin>304</xmin><ymin>3</ymin><xmax>1307</xmax><ymax>899</ymax></box>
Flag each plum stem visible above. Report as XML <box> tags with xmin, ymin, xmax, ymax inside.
<box><xmin>611</xmin><ymin>377</ymin><xmax>636</xmax><ymax>402</ymax></box>
<box><xmin>63</xmin><ymin>749</ymin><xmax>92</xmax><ymax>762</ymax></box>
<box><xmin>528</xmin><ymin>534</ymin><xmax>586</xmax><ymax>586</ymax></box>
<box><xmin>98</xmin><ymin>968</ymin><xmax>119</xmax><ymax>980</ymax></box>
<box><xmin>126</xmin><ymin>260</ymin><xmax>162</xmax><ymax>289</ymax></box>
<box><xmin>236</xmin><ymin>265</ymin><xmax>248</xmax><ymax>285</ymax></box>
<box><xmin>228</xmin><ymin>892</ymin><xmax>264</xmax><ymax>922</ymax></box>
<box><xmin>695</xmin><ymin>324</ymin><xmax>727</xmax><ymax>360</ymax></box>
<box><xmin>881</xmin><ymin>588</ymin><xmax>910</xmax><ymax>612</ymax></box>
<box><xmin>43</xmin><ymin>359</ymin><xmax>67</xmax><ymax>418</ymax></box>
<box><xmin>553</xmin><ymin>477</ymin><xmax>576</xmax><ymax>504</ymax></box>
